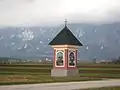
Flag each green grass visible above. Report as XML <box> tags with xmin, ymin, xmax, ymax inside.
<box><xmin>79</xmin><ymin>68</ymin><xmax>120</xmax><ymax>70</ymax></box>
<box><xmin>0</xmin><ymin>63</ymin><xmax>120</xmax><ymax>85</ymax></box>
<box><xmin>0</xmin><ymin>74</ymin><xmax>101</xmax><ymax>85</ymax></box>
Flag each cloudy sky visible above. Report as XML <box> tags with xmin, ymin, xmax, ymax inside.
<box><xmin>0</xmin><ymin>0</ymin><xmax>120</xmax><ymax>27</ymax></box>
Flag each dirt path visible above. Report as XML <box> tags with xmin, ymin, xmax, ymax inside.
<box><xmin>0</xmin><ymin>79</ymin><xmax>120</xmax><ymax>90</ymax></box>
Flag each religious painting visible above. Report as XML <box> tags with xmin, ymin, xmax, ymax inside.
<box><xmin>68</xmin><ymin>50</ymin><xmax>76</xmax><ymax>67</ymax></box>
<box><xmin>56</xmin><ymin>50</ymin><xmax>64</xmax><ymax>66</ymax></box>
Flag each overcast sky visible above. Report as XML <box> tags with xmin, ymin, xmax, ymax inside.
<box><xmin>0</xmin><ymin>0</ymin><xmax>120</xmax><ymax>27</ymax></box>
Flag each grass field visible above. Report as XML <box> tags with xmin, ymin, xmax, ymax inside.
<box><xmin>0</xmin><ymin>63</ymin><xmax>120</xmax><ymax>85</ymax></box>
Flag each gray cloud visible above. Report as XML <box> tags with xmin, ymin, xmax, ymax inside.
<box><xmin>0</xmin><ymin>0</ymin><xmax>120</xmax><ymax>27</ymax></box>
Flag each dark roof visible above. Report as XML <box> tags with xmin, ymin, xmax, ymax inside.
<box><xmin>49</xmin><ymin>26</ymin><xmax>83</xmax><ymax>46</ymax></box>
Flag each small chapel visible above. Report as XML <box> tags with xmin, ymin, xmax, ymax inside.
<box><xmin>49</xmin><ymin>20</ymin><xmax>83</xmax><ymax>77</ymax></box>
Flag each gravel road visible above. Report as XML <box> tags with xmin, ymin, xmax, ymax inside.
<box><xmin>0</xmin><ymin>79</ymin><xmax>120</xmax><ymax>90</ymax></box>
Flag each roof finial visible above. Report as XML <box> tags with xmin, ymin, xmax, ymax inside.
<box><xmin>64</xmin><ymin>19</ymin><xmax>68</xmax><ymax>26</ymax></box>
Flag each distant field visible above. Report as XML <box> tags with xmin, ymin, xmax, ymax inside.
<box><xmin>0</xmin><ymin>63</ymin><xmax>120</xmax><ymax>85</ymax></box>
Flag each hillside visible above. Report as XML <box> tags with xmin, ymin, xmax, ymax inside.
<box><xmin>0</xmin><ymin>23</ymin><xmax>120</xmax><ymax>60</ymax></box>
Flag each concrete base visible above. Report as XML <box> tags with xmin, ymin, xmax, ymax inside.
<box><xmin>51</xmin><ymin>69</ymin><xmax>79</xmax><ymax>77</ymax></box>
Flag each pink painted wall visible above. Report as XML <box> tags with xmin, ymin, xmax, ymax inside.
<box><xmin>53</xmin><ymin>49</ymin><xmax>78</xmax><ymax>70</ymax></box>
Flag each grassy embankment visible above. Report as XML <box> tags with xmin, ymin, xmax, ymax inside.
<box><xmin>0</xmin><ymin>63</ymin><xmax>120</xmax><ymax>85</ymax></box>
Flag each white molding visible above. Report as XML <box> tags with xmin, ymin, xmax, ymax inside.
<box><xmin>68</xmin><ymin>49</ymin><xmax>76</xmax><ymax>67</ymax></box>
<box><xmin>55</xmin><ymin>49</ymin><xmax>65</xmax><ymax>67</ymax></box>
<box><xmin>52</xmin><ymin>45</ymin><xmax>79</xmax><ymax>49</ymax></box>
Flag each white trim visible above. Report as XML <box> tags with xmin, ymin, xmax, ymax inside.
<box><xmin>55</xmin><ymin>49</ymin><xmax>65</xmax><ymax>67</ymax></box>
<box><xmin>52</xmin><ymin>45</ymin><xmax>79</xmax><ymax>49</ymax></box>
<box><xmin>68</xmin><ymin>49</ymin><xmax>76</xmax><ymax>67</ymax></box>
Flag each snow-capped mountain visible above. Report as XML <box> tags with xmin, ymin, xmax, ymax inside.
<box><xmin>0</xmin><ymin>23</ymin><xmax>120</xmax><ymax>60</ymax></box>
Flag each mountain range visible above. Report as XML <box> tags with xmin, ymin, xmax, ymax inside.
<box><xmin>0</xmin><ymin>22</ymin><xmax>120</xmax><ymax>60</ymax></box>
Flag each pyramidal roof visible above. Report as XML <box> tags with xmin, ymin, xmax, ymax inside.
<box><xmin>49</xmin><ymin>25</ymin><xmax>83</xmax><ymax>46</ymax></box>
